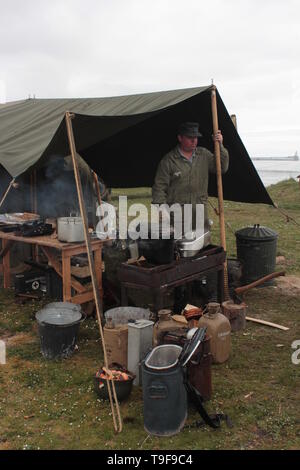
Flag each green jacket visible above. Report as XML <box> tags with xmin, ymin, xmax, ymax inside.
<box><xmin>152</xmin><ymin>144</ymin><xmax>229</xmax><ymax>208</ymax></box>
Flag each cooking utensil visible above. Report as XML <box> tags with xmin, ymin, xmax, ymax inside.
<box><xmin>176</xmin><ymin>230</ymin><xmax>211</xmax><ymax>257</ymax></box>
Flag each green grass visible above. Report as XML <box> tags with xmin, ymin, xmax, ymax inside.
<box><xmin>1</xmin><ymin>179</ymin><xmax>300</xmax><ymax>450</ymax></box>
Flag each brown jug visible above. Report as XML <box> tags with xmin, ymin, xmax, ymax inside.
<box><xmin>153</xmin><ymin>309</ymin><xmax>187</xmax><ymax>347</ymax></box>
<box><xmin>198</xmin><ymin>302</ymin><xmax>231</xmax><ymax>364</ymax></box>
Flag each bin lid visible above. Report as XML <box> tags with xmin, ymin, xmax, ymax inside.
<box><xmin>43</xmin><ymin>301</ymin><xmax>82</xmax><ymax>312</ymax></box>
<box><xmin>235</xmin><ymin>224</ymin><xmax>278</xmax><ymax>241</ymax></box>
<box><xmin>104</xmin><ymin>306</ymin><xmax>150</xmax><ymax>325</ymax></box>
<box><xmin>36</xmin><ymin>307</ymin><xmax>82</xmax><ymax>326</ymax></box>
<box><xmin>178</xmin><ymin>327</ymin><xmax>207</xmax><ymax>366</ymax></box>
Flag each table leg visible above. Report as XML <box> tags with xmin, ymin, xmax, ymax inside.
<box><xmin>2</xmin><ymin>240</ymin><xmax>11</xmax><ymax>288</ymax></box>
<box><xmin>94</xmin><ymin>247</ymin><xmax>103</xmax><ymax>299</ymax></box>
<box><xmin>153</xmin><ymin>287</ymin><xmax>164</xmax><ymax>313</ymax></box>
<box><xmin>121</xmin><ymin>283</ymin><xmax>128</xmax><ymax>306</ymax></box>
<box><xmin>62</xmin><ymin>252</ymin><xmax>71</xmax><ymax>301</ymax></box>
<box><xmin>217</xmin><ymin>266</ymin><xmax>224</xmax><ymax>304</ymax></box>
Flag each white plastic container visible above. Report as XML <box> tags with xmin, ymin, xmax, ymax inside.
<box><xmin>128</xmin><ymin>319</ymin><xmax>154</xmax><ymax>385</ymax></box>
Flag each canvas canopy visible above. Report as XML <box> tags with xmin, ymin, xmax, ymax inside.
<box><xmin>0</xmin><ymin>85</ymin><xmax>273</xmax><ymax>205</ymax></box>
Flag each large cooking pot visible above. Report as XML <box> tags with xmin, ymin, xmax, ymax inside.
<box><xmin>134</xmin><ymin>225</ymin><xmax>175</xmax><ymax>265</ymax></box>
<box><xmin>176</xmin><ymin>230</ymin><xmax>211</xmax><ymax>258</ymax></box>
<box><xmin>57</xmin><ymin>216</ymin><xmax>85</xmax><ymax>242</ymax></box>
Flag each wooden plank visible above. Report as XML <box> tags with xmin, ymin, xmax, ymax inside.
<box><xmin>69</xmin><ymin>291</ymin><xmax>95</xmax><ymax>304</ymax></box>
<box><xmin>63</xmin><ymin>241</ymin><xmax>103</xmax><ymax>257</ymax></box>
<box><xmin>0</xmin><ymin>232</ymin><xmax>67</xmax><ymax>248</ymax></box>
<box><xmin>246</xmin><ymin>316</ymin><xmax>289</xmax><ymax>331</ymax></box>
<box><xmin>0</xmin><ymin>230</ymin><xmax>106</xmax><ymax>251</ymax></box>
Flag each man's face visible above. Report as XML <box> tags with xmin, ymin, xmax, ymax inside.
<box><xmin>178</xmin><ymin>134</ymin><xmax>198</xmax><ymax>152</ymax></box>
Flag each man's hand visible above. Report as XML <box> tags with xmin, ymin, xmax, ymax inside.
<box><xmin>212</xmin><ymin>130</ymin><xmax>223</xmax><ymax>145</ymax></box>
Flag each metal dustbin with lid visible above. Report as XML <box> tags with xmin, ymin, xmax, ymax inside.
<box><xmin>36</xmin><ymin>302</ymin><xmax>84</xmax><ymax>359</ymax></box>
<box><xmin>142</xmin><ymin>328</ymin><xmax>206</xmax><ymax>436</ymax></box>
<box><xmin>235</xmin><ymin>224</ymin><xmax>278</xmax><ymax>286</ymax></box>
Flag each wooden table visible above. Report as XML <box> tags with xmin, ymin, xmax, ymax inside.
<box><xmin>0</xmin><ymin>231</ymin><xmax>106</xmax><ymax>305</ymax></box>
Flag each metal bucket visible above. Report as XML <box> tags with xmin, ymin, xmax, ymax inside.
<box><xmin>36</xmin><ymin>304</ymin><xmax>84</xmax><ymax>359</ymax></box>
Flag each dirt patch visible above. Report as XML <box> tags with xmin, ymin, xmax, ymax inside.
<box><xmin>275</xmin><ymin>276</ymin><xmax>300</xmax><ymax>296</ymax></box>
<box><xmin>0</xmin><ymin>439</ymin><xmax>10</xmax><ymax>450</ymax></box>
<box><xmin>1</xmin><ymin>332</ymin><xmax>37</xmax><ymax>347</ymax></box>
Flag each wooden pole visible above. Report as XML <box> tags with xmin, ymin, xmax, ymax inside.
<box><xmin>33</xmin><ymin>169</ymin><xmax>37</xmax><ymax>214</ymax></box>
<box><xmin>93</xmin><ymin>171</ymin><xmax>102</xmax><ymax>208</ymax></box>
<box><xmin>211</xmin><ymin>86</ymin><xmax>230</xmax><ymax>300</ymax></box>
<box><xmin>65</xmin><ymin>112</ymin><xmax>122</xmax><ymax>433</ymax></box>
<box><xmin>231</xmin><ymin>114</ymin><xmax>237</xmax><ymax>131</ymax></box>
<box><xmin>0</xmin><ymin>178</ymin><xmax>15</xmax><ymax>209</ymax></box>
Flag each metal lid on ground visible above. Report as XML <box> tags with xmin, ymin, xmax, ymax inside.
<box><xmin>178</xmin><ymin>327</ymin><xmax>207</xmax><ymax>366</ymax></box>
<box><xmin>235</xmin><ymin>224</ymin><xmax>278</xmax><ymax>241</ymax></box>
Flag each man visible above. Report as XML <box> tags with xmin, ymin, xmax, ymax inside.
<box><xmin>152</xmin><ymin>121</ymin><xmax>229</xmax><ymax>232</ymax></box>
<box><xmin>152</xmin><ymin>121</ymin><xmax>229</xmax><ymax>310</ymax></box>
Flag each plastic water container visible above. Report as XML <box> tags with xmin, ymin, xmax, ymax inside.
<box><xmin>198</xmin><ymin>302</ymin><xmax>231</xmax><ymax>364</ymax></box>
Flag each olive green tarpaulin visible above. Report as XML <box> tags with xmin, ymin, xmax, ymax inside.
<box><xmin>0</xmin><ymin>85</ymin><xmax>273</xmax><ymax>205</ymax></box>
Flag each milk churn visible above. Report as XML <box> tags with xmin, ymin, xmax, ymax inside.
<box><xmin>198</xmin><ymin>302</ymin><xmax>231</xmax><ymax>364</ymax></box>
<box><xmin>142</xmin><ymin>328</ymin><xmax>206</xmax><ymax>436</ymax></box>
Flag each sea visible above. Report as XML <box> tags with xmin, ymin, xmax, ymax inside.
<box><xmin>251</xmin><ymin>159</ymin><xmax>300</xmax><ymax>187</ymax></box>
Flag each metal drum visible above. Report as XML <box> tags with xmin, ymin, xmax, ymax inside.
<box><xmin>235</xmin><ymin>224</ymin><xmax>278</xmax><ymax>286</ymax></box>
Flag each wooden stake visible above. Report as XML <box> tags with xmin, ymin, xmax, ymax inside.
<box><xmin>65</xmin><ymin>112</ymin><xmax>122</xmax><ymax>433</ymax></box>
<box><xmin>246</xmin><ymin>316</ymin><xmax>289</xmax><ymax>331</ymax></box>
<box><xmin>211</xmin><ymin>86</ymin><xmax>229</xmax><ymax>300</ymax></box>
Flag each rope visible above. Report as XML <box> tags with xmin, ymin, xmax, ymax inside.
<box><xmin>208</xmin><ymin>199</ymin><xmax>300</xmax><ymax>232</ymax></box>
<box><xmin>273</xmin><ymin>203</ymin><xmax>300</xmax><ymax>228</ymax></box>
<box><xmin>207</xmin><ymin>199</ymin><xmax>236</xmax><ymax>236</ymax></box>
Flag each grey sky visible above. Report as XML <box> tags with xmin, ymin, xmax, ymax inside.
<box><xmin>1</xmin><ymin>0</ymin><xmax>299</xmax><ymax>157</ymax></box>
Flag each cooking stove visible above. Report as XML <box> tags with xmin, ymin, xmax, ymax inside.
<box><xmin>118</xmin><ymin>245</ymin><xmax>226</xmax><ymax>314</ymax></box>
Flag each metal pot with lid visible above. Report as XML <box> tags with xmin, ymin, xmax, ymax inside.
<box><xmin>57</xmin><ymin>216</ymin><xmax>85</xmax><ymax>243</ymax></box>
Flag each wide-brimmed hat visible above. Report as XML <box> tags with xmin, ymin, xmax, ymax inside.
<box><xmin>178</xmin><ymin>122</ymin><xmax>202</xmax><ymax>137</ymax></box>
